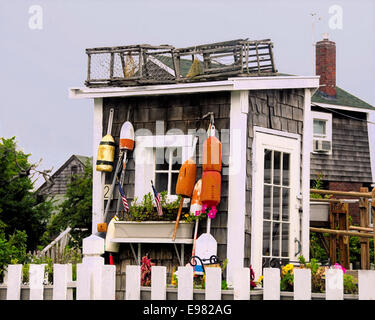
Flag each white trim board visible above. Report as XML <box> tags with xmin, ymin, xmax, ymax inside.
<box><xmin>69</xmin><ymin>76</ymin><xmax>319</xmax><ymax>99</ymax></box>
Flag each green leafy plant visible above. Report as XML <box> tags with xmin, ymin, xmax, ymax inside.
<box><xmin>124</xmin><ymin>191</ymin><xmax>199</xmax><ymax>222</ymax></box>
<box><xmin>310</xmin><ymin>173</ymin><xmax>331</xmax><ymax>199</ymax></box>
<box><xmin>343</xmin><ymin>274</ymin><xmax>358</xmax><ymax>294</ymax></box>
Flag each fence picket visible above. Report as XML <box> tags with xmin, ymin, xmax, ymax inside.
<box><xmin>151</xmin><ymin>266</ymin><xmax>166</xmax><ymax>300</ymax></box>
<box><xmin>102</xmin><ymin>264</ymin><xmax>116</xmax><ymax>300</ymax></box>
<box><xmin>233</xmin><ymin>267</ymin><xmax>250</xmax><ymax>300</ymax></box>
<box><xmin>177</xmin><ymin>266</ymin><xmax>193</xmax><ymax>300</ymax></box>
<box><xmin>6</xmin><ymin>264</ymin><xmax>22</xmax><ymax>300</ymax></box>
<box><xmin>358</xmin><ymin>270</ymin><xmax>375</xmax><ymax>300</ymax></box>
<box><xmin>263</xmin><ymin>268</ymin><xmax>280</xmax><ymax>300</ymax></box>
<box><xmin>29</xmin><ymin>264</ymin><xmax>45</xmax><ymax>300</ymax></box>
<box><xmin>325</xmin><ymin>269</ymin><xmax>343</xmax><ymax>300</ymax></box>
<box><xmin>205</xmin><ymin>267</ymin><xmax>222</xmax><ymax>300</ymax></box>
<box><xmin>125</xmin><ymin>265</ymin><xmax>141</xmax><ymax>300</ymax></box>
<box><xmin>53</xmin><ymin>264</ymin><xmax>69</xmax><ymax>300</ymax></box>
<box><xmin>76</xmin><ymin>263</ymin><xmax>91</xmax><ymax>300</ymax></box>
<box><xmin>293</xmin><ymin>268</ymin><xmax>311</xmax><ymax>300</ymax></box>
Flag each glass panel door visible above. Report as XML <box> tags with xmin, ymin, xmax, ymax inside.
<box><xmin>262</xmin><ymin>149</ymin><xmax>291</xmax><ymax>268</ymax></box>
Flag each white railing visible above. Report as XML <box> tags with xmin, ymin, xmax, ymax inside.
<box><xmin>2</xmin><ymin>264</ymin><xmax>375</xmax><ymax>300</ymax></box>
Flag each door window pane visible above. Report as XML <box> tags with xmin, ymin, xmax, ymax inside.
<box><xmin>282</xmin><ymin>153</ymin><xmax>290</xmax><ymax>186</ymax></box>
<box><xmin>273</xmin><ymin>186</ymin><xmax>280</xmax><ymax>220</ymax></box>
<box><xmin>263</xmin><ymin>221</ymin><xmax>271</xmax><ymax>256</ymax></box>
<box><xmin>272</xmin><ymin>222</ymin><xmax>280</xmax><ymax>256</ymax></box>
<box><xmin>273</xmin><ymin>151</ymin><xmax>281</xmax><ymax>185</ymax></box>
<box><xmin>282</xmin><ymin>188</ymin><xmax>289</xmax><ymax>221</ymax></box>
<box><xmin>282</xmin><ymin>223</ymin><xmax>289</xmax><ymax>257</ymax></box>
<box><xmin>264</xmin><ymin>149</ymin><xmax>272</xmax><ymax>184</ymax></box>
<box><xmin>263</xmin><ymin>185</ymin><xmax>271</xmax><ymax>220</ymax></box>
<box><xmin>155</xmin><ymin>148</ymin><xmax>168</xmax><ymax>170</ymax></box>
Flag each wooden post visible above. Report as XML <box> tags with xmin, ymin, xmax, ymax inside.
<box><xmin>205</xmin><ymin>267</ymin><xmax>222</xmax><ymax>300</ymax></box>
<box><xmin>329</xmin><ymin>203</ymin><xmax>337</xmax><ymax>265</ymax></box>
<box><xmin>359</xmin><ymin>187</ymin><xmax>370</xmax><ymax>269</ymax></box>
<box><xmin>263</xmin><ymin>268</ymin><xmax>280</xmax><ymax>300</ymax></box>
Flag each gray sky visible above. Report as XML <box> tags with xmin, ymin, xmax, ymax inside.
<box><xmin>1</xmin><ymin>0</ymin><xmax>374</xmax><ymax>189</ymax></box>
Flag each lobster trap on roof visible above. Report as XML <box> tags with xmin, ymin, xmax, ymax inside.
<box><xmin>85</xmin><ymin>39</ymin><xmax>277</xmax><ymax>87</ymax></box>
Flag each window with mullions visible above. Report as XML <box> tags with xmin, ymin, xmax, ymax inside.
<box><xmin>262</xmin><ymin>149</ymin><xmax>291</xmax><ymax>268</ymax></box>
<box><xmin>154</xmin><ymin>147</ymin><xmax>182</xmax><ymax>196</ymax></box>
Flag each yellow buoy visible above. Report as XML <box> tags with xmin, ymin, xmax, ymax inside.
<box><xmin>96</xmin><ymin>134</ymin><xmax>115</xmax><ymax>172</ymax></box>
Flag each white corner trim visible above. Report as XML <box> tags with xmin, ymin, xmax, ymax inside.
<box><xmin>226</xmin><ymin>90</ymin><xmax>248</xmax><ymax>286</ymax></box>
<box><xmin>368</xmin><ymin>111</ymin><xmax>375</xmax><ymax>183</ymax></box>
<box><xmin>69</xmin><ymin>76</ymin><xmax>319</xmax><ymax>100</ymax></box>
<box><xmin>92</xmin><ymin>98</ymin><xmax>104</xmax><ymax>233</ymax></box>
<box><xmin>302</xmin><ymin>88</ymin><xmax>312</xmax><ymax>259</ymax></box>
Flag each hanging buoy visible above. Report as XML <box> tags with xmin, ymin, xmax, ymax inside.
<box><xmin>120</xmin><ymin>121</ymin><xmax>135</xmax><ymax>151</ymax></box>
<box><xmin>96</xmin><ymin>134</ymin><xmax>115</xmax><ymax>172</ymax></box>
<box><xmin>176</xmin><ymin>158</ymin><xmax>197</xmax><ymax>198</ymax></box>
<box><xmin>190</xmin><ymin>179</ymin><xmax>202</xmax><ymax>215</ymax></box>
<box><xmin>202</xmin><ymin>132</ymin><xmax>222</xmax><ymax>172</ymax></box>
<box><xmin>201</xmin><ymin>171</ymin><xmax>221</xmax><ymax>208</ymax></box>
<box><xmin>201</xmin><ymin>124</ymin><xmax>222</xmax><ymax>219</ymax></box>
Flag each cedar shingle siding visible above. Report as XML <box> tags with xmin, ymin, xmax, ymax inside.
<box><xmin>245</xmin><ymin>89</ymin><xmax>305</xmax><ymax>266</ymax></box>
<box><xmin>310</xmin><ymin>107</ymin><xmax>372</xmax><ymax>183</ymax></box>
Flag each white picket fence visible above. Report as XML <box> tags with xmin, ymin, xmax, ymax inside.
<box><xmin>2</xmin><ymin>264</ymin><xmax>375</xmax><ymax>300</ymax></box>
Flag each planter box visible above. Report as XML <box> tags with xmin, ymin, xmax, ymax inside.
<box><xmin>113</xmin><ymin>221</ymin><xmax>194</xmax><ymax>240</ymax></box>
<box><xmin>310</xmin><ymin>202</ymin><xmax>330</xmax><ymax>227</ymax></box>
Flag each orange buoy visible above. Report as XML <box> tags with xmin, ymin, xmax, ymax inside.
<box><xmin>201</xmin><ymin>171</ymin><xmax>221</xmax><ymax>208</ymax></box>
<box><xmin>202</xmin><ymin>135</ymin><xmax>222</xmax><ymax>172</ymax></box>
<box><xmin>190</xmin><ymin>179</ymin><xmax>202</xmax><ymax>215</ymax></box>
<box><xmin>176</xmin><ymin>158</ymin><xmax>197</xmax><ymax>198</ymax></box>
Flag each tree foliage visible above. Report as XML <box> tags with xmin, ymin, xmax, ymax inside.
<box><xmin>44</xmin><ymin>159</ymin><xmax>92</xmax><ymax>247</ymax></box>
<box><xmin>0</xmin><ymin>137</ymin><xmax>52</xmax><ymax>250</ymax></box>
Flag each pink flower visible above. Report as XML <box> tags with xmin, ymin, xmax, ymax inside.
<box><xmin>202</xmin><ymin>203</ymin><xmax>208</xmax><ymax>212</ymax></box>
<box><xmin>208</xmin><ymin>206</ymin><xmax>217</xmax><ymax>219</ymax></box>
<box><xmin>194</xmin><ymin>210</ymin><xmax>201</xmax><ymax>216</ymax></box>
<box><xmin>334</xmin><ymin>263</ymin><xmax>346</xmax><ymax>274</ymax></box>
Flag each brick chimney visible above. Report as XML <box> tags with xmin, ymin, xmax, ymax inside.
<box><xmin>315</xmin><ymin>33</ymin><xmax>336</xmax><ymax>97</ymax></box>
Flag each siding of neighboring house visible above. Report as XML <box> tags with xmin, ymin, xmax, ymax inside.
<box><xmin>245</xmin><ymin>88</ymin><xmax>305</xmax><ymax>267</ymax></box>
<box><xmin>37</xmin><ymin>155</ymin><xmax>90</xmax><ymax>208</ymax></box>
<box><xmin>310</xmin><ymin>106</ymin><xmax>373</xmax><ymax>224</ymax></box>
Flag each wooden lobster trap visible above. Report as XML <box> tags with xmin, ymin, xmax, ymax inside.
<box><xmin>85</xmin><ymin>38</ymin><xmax>277</xmax><ymax>87</ymax></box>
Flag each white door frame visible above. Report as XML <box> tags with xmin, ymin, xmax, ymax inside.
<box><xmin>251</xmin><ymin>127</ymin><xmax>301</xmax><ymax>279</ymax></box>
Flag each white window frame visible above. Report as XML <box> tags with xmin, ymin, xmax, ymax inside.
<box><xmin>312</xmin><ymin>111</ymin><xmax>332</xmax><ymax>155</ymax></box>
<box><xmin>134</xmin><ymin>134</ymin><xmax>194</xmax><ymax>204</ymax></box>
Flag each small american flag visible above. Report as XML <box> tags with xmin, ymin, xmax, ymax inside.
<box><xmin>118</xmin><ymin>182</ymin><xmax>129</xmax><ymax>212</ymax></box>
<box><xmin>151</xmin><ymin>181</ymin><xmax>163</xmax><ymax>216</ymax></box>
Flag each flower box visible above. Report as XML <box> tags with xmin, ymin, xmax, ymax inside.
<box><xmin>310</xmin><ymin>201</ymin><xmax>330</xmax><ymax>226</ymax></box>
<box><xmin>113</xmin><ymin>221</ymin><xmax>194</xmax><ymax>240</ymax></box>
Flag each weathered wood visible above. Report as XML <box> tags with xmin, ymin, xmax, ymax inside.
<box><xmin>310</xmin><ymin>189</ymin><xmax>372</xmax><ymax>198</ymax></box>
<box><xmin>310</xmin><ymin>227</ymin><xmax>374</xmax><ymax>238</ymax></box>
<box><xmin>359</xmin><ymin>187</ymin><xmax>370</xmax><ymax>269</ymax></box>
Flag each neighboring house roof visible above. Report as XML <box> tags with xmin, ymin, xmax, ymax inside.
<box><xmin>312</xmin><ymin>86</ymin><xmax>375</xmax><ymax>111</ymax></box>
<box><xmin>36</xmin><ymin>154</ymin><xmax>91</xmax><ymax>195</ymax></box>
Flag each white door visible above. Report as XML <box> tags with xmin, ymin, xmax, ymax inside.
<box><xmin>251</xmin><ymin>131</ymin><xmax>300</xmax><ymax>279</ymax></box>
